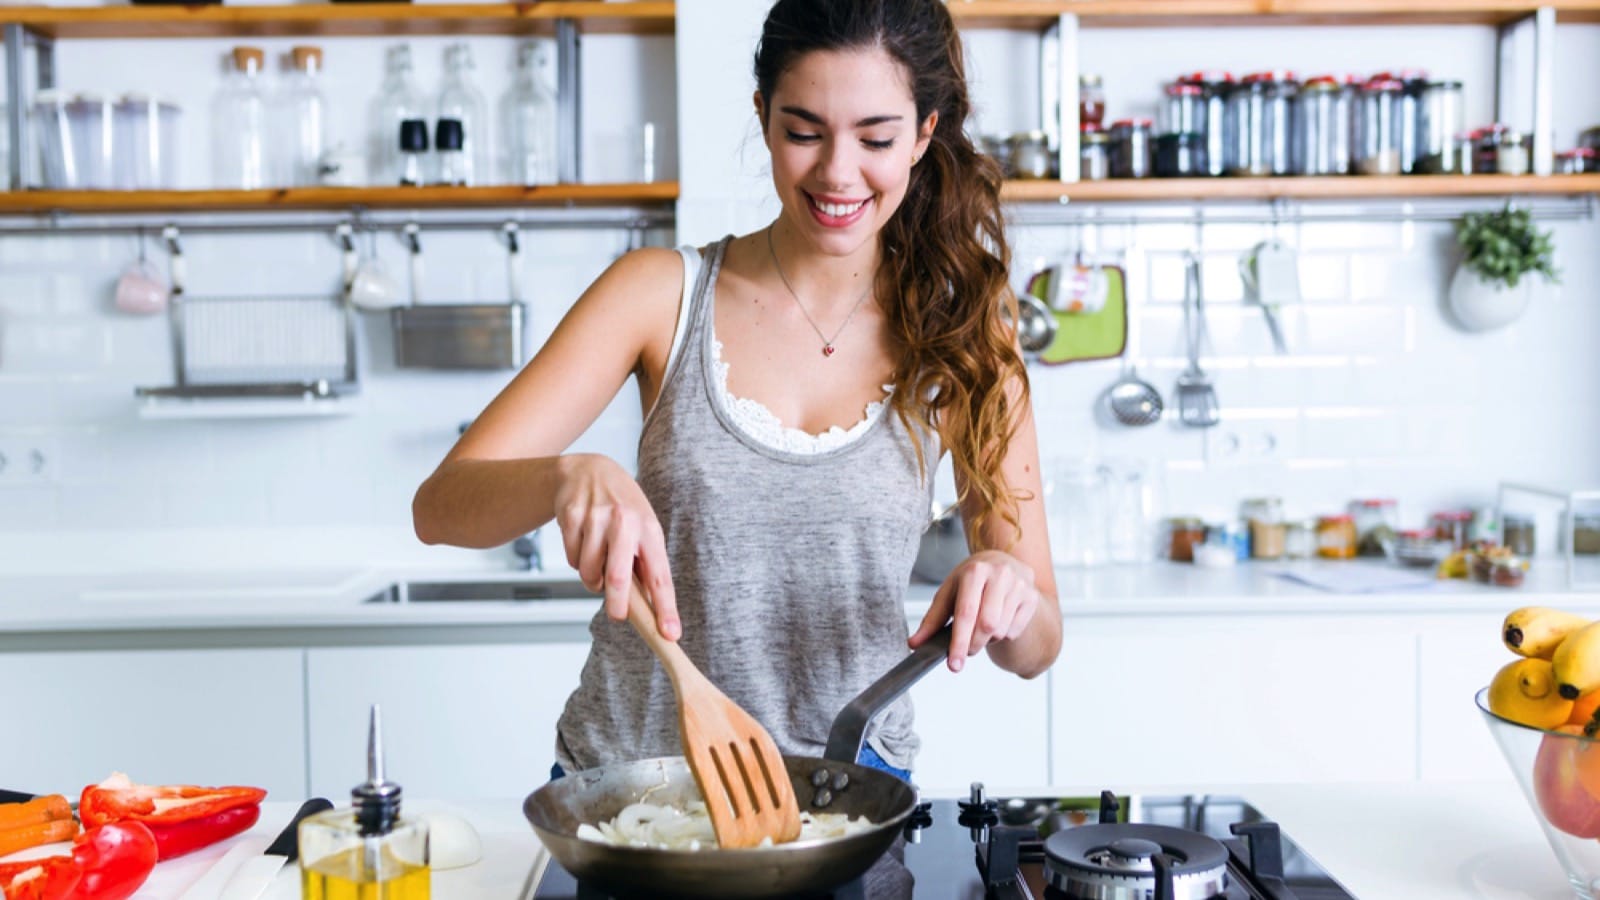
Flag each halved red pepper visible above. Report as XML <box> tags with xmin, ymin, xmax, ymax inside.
<box><xmin>79</xmin><ymin>774</ymin><xmax>266</xmax><ymax>861</ymax></box>
<box><xmin>62</xmin><ymin>822</ymin><xmax>157</xmax><ymax>900</ymax></box>
<box><xmin>0</xmin><ymin>857</ymin><xmax>81</xmax><ymax>900</ymax></box>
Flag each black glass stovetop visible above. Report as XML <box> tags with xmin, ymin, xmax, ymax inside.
<box><xmin>530</xmin><ymin>792</ymin><xmax>1358</xmax><ymax>899</ymax></box>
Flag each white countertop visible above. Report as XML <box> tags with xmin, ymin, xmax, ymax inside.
<box><xmin>76</xmin><ymin>779</ymin><xmax>1568</xmax><ymax>899</ymax></box>
<box><xmin>2</xmin><ymin>557</ymin><xmax>1598</xmax><ymax>634</ymax></box>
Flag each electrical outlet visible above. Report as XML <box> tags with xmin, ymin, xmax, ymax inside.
<box><xmin>1203</xmin><ymin>424</ymin><xmax>1285</xmax><ymax>468</ymax></box>
<box><xmin>0</xmin><ymin>440</ymin><xmax>55</xmax><ymax>485</ymax></box>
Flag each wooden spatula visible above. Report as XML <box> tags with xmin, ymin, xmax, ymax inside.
<box><xmin>625</xmin><ymin>578</ymin><xmax>802</xmax><ymax>848</ymax></box>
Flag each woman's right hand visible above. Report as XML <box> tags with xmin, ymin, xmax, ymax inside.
<box><xmin>552</xmin><ymin>454</ymin><xmax>680</xmax><ymax>641</ymax></box>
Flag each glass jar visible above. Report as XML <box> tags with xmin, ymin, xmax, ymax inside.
<box><xmin>1316</xmin><ymin>515</ymin><xmax>1358</xmax><ymax>560</ymax></box>
<box><xmin>1010</xmin><ymin>131</ymin><xmax>1053</xmax><ymax>179</ymax></box>
<box><xmin>1079</xmin><ymin>74</ymin><xmax>1106</xmax><ymax>130</ymax></box>
<box><xmin>1047</xmin><ymin>460</ymin><xmax>1110</xmax><ymax>567</ymax></box>
<box><xmin>1432</xmin><ymin>510</ymin><xmax>1474</xmax><ymax>551</ymax></box>
<box><xmin>1396</xmin><ymin>69</ymin><xmax>1429</xmax><ymax>174</ymax></box>
<box><xmin>1168</xmin><ymin>517</ymin><xmax>1206</xmax><ymax>563</ymax></box>
<box><xmin>1504</xmin><ymin>514</ymin><xmax>1537</xmax><ymax>557</ymax></box>
<box><xmin>1294</xmin><ymin>76</ymin><xmax>1347</xmax><ymax>175</ymax></box>
<box><xmin>1555</xmin><ymin>148</ymin><xmax>1597</xmax><ymax>174</ymax></box>
<box><xmin>1354</xmin><ymin>78</ymin><xmax>1405</xmax><ymax>175</ymax></box>
<box><xmin>1473</xmin><ymin>124</ymin><xmax>1509</xmax><ymax>174</ymax></box>
<box><xmin>1154</xmin><ymin>132</ymin><xmax>1204</xmax><ymax>177</ymax></box>
<box><xmin>1348</xmin><ymin>498</ymin><xmax>1399</xmax><ymax>557</ymax></box>
<box><xmin>1395</xmin><ymin>529</ymin><xmax>1449</xmax><ymax>567</ymax></box>
<box><xmin>1162</xmin><ymin>82</ymin><xmax>1206</xmax><ymax>137</ymax></box>
<box><xmin>1446</xmin><ymin>132</ymin><xmax>1476</xmax><ymax>175</ymax></box>
<box><xmin>1284</xmin><ymin>520</ymin><xmax>1316</xmax><ymax>559</ymax></box>
<box><xmin>1417</xmin><ymin>80</ymin><xmax>1464</xmax><ymax>173</ymax></box>
<box><xmin>1227</xmin><ymin>71</ymin><xmax>1296</xmax><ymax>176</ymax></box>
<box><xmin>1179</xmin><ymin>71</ymin><xmax>1235</xmax><ymax>177</ymax></box>
<box><xmin>1496</xmin><ymin>130</ymin><xmax>1530</xmax><ymax>176</ymax></box>
<box><xmin>1572</xmin><ymin>513</ymin><xmax>1600</xmax><ymax>555</ymax></box>
<box><xmin>1079</xmin><ymin>127</ymin><xmax>1111</xmax><ymax>181</ymax></box>
<box><xmin>1109</xmin><ymin>118</ymin><xmax>1152</xmax><ymax>178</ymax></box>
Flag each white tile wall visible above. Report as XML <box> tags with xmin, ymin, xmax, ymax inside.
<box><xmin>0</xmin><ymin>9</ymin><xmax>1597</xmax><ymax>570</ymax></box>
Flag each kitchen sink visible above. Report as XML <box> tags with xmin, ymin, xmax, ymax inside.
<box><xmin>364</xmin><ymin>579</ymin><xmax>599</xmax><ymax>604</ymax></box>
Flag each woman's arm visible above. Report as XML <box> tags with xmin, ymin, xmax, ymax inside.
<box><xmin>909</xmin><ymin>377</ymin><xmax>1062</xmax><ymax>679</ymax></box>
<box><xmin>412</xmin><ymin>245</ymin><xmax>686</xmax><ymax>637</ymax></box>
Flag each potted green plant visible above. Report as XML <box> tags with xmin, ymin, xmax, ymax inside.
<box><xmin>1449</xmin><ymin>204</ymin><xmax>1561</xmax><ymax>331</ymax></box>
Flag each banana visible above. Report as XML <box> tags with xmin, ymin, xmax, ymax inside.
<box><xmin>1504</xmin><ymin>607</ymin><xmax>1591</xmax><ymax>659</ymax></box>
<box><xmin>1437</xmin><ymin>550</ymin><xmax>1469</xmax><ymax>579</ymax></box>
<box><xmin>1555</xmin><ymin>621</ymin><xmax>1600</xmax><ymax>700</ymax></box>
<box><xmin>1488</xmin><ymin>657</ymin><xmax>1574</xmax><ymax>728</ymax></box>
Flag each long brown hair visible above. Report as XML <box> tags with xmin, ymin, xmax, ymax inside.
<box><xmin>754</xmin><ymin>0</ymin><xmax>1027</xmax><ymax>542</ymax></box>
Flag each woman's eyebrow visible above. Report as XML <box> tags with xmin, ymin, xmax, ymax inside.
<box><xmin>778</xmin><ymin>105</ymin><xmax>904</xmax><ymax>128</ymax></box>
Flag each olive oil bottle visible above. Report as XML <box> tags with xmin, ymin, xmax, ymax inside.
<box><xmin>300</xmin><ymin>706</ymin><xmax>430</xmax><ymax>900</ymax></box>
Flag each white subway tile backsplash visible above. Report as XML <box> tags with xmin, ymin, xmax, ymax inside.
<box><xmin>0</xmin><ymin>485</ymin><xmax>60</xmax><ymax>529</ymax></box>
<box><xmin>58</xmin><ymin>478</ymin><xmax>164</xmax><ymax>530</ymax></box>
<box><xmin>1</xmin><ymin>322</ymin><xmax>111</xmax><ymax>373</ymax></box>
<box><xmin>0</xmin><ymin>274</ymin><xmax>52</xmax><ymax>317</ymax></box>
<box><xmin>1296</xmin><ymin>253</ymin><xmax>1351</xmax><ymax>304</ymax></box>
<box><xmin>1298</xmin><ymin>305</ymin><xmax>1412</xmax><ymax>355</ymax></box>
<box><xmin>0</xmin><ymin>378</ymin><xmax>57</xmax><ymax>426</ymax></box>
<box><xmin>160</xmin><ymin>477</ymin><xmax>271</xmax><ymax>528</ymax></box>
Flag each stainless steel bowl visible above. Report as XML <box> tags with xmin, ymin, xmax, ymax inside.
<box><xmin>912</xmin><ymin>503</ymin><xmax>968</xmax><ymax>584</ymax></box>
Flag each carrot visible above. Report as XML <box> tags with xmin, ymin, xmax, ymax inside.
<box><xmin>0</xmin><ymin>818</ymin><xmax>79</xmax><ymax>858</ymax></box>
<box><xmin>0</xmin><ymin>797</ymin><xmax>72</xmax><ymax>834</ymax></box>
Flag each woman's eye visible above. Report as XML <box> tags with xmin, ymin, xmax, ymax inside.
<box><xmin>863</xmin><ymin>139</ymin><xmax>895</xmax><ymax>151</ymax></box>
<box><xmin>785</xmin><ymin>130</ymin><xmax>821</xmax><ymax>144</ymax></box>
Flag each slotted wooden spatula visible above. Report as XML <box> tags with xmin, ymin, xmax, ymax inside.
<box><xmin>625</xmin><ymin>578</ymin><xmax>802</xmax><ymax>848</ymax></box>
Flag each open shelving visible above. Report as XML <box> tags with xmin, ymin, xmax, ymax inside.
<box><xmin>998</xmin><ymin>173</ymin><xmax>1600</xmax><ymax>202</ymax></box>
<box><xmin>0</xmin><ymin>183</ymin><xmax>679</xmax><ymax>214</ymax></box>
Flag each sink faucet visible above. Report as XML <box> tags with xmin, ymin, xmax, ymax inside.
<box><xmin>512</xmin><ymin>528</ymin><xmax>543</xmax><ymax>572</ymax></box>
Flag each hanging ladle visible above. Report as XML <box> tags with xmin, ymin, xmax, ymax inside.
<box><xmin>1104</xmin><ymin>360</ymin><xmax>1163</xmax><ymax>426</ymax></box>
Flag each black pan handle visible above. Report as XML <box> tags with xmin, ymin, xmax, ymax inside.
<box><xmin>823</xmin><ymin>624</ymin><xmax>953</xmax><ymax>764</ymax></box>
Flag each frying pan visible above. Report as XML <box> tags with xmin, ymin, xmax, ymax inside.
<box><xmin>524</xmin><ymin>626</ymin><xmax>952</xmax><ymax>899</ymax></box>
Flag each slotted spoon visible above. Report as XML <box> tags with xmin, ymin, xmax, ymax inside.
<box><xmin>1177</xmin><ymin>251</ymin><xmax>1220</xmax><ymax>428</ymax></box>
<box><xmin>626</xmin><ymin>578</ymin><xmax>802</xmax><ymax>848</ymax></box>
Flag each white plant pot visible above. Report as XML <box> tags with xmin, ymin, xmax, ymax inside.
<box><xmin>1448</xmin><ymin>264</ymin><xmax>1532</xmax><ymax>332</ymax></box>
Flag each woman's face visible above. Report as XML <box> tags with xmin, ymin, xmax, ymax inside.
<box><xmin>760</xmin><ymin>47</ymin><xmax>936</xmax><ymax>259</ymax></box>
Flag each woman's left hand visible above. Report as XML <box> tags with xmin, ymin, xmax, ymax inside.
<box><xmin>908</xmin><ymin>550</ymin><xmax>1041</xmax><ymax>672</ymax></box>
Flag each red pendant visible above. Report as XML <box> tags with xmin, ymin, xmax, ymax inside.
<box><xmin>822</xmin><ymin>344</ymin><xmax>835</xmax><ymax>357</ymax></box>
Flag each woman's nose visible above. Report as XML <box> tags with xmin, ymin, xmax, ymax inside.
<box><xmin>816</xmin><ymin>138</ymin><xmax>859</xmax><ymax>187</ymax></box>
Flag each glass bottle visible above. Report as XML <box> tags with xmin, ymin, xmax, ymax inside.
<box><xmin>1355</xmin><ymin>78</ymin><xmax>1405</xmax><ymax>175</ymax></box>
<box><xmin>1079</xmin><ymin>74</ymin><xmax>1105</xmax><ymax>130</ymax></box>
<box><xmin>369</xmin><ymin>45</ymin><xmax>426</xmax><ymax>187</ymax></box>
<box><xmin>278</xmin><ymin>45</ymin><xmax>327</xmax><ymax>187</ymax></box>
<box><xmin>210</xmin><ymin>46</ymin><xmax>268</xmax><ymax>188</ymax></box>
<box><xmin>500</xmin><ymin>41</ymin><xmax>559</xmax><ymax>186</ymax></box>
<box><xmin>434</xmin><ymin>118</ymin><xmax>467</xmax><ymax>186</ymax></box>
<box><xmin>437</xmin><ymin>43</ymin><xmax>488</xmax><ymax>187</ymax></box>
<box><xmin>397</xmin><ymin>119</ymin><xmax>429</xmax><ymax>187</ymax></box>
<box><xmin>299</xmin><ymin>706</ymin><xmax>430</xmax><ymax>900</ymax></box>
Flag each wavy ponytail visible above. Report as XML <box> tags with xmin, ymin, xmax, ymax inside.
<box><xmin>755</xmin><ymin>0</ymin><xmax>1028</xmax><ymax>542</ymax></box>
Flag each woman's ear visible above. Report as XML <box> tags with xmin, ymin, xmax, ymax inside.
<box><xmin>915</xmin><ymin>111</ymin><xmax>939</xmax><ymax>160</ymax></box>
<box><xmin>753</xmin><ymin>90</ymin><xmax>768</xmax><ymax>133</ymax></box>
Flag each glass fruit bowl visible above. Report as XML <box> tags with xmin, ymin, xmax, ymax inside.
<box><xmin>1478</xmin><ymin>687</ymin><xmax>1600</xmax><ymax>899</ymax></box>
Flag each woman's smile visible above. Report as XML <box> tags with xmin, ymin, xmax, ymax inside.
<box><xmin>803</xmin><ymin>190</ymin><xmax>874</xmax><ymax>227</ymax></box>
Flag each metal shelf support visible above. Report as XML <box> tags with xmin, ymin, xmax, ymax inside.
<box><xmin>556</xmin><ymin>18</ymin><xmax>582</xmax><ymax>185</ymax></box>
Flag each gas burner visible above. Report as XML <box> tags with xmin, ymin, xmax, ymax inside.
<box><xmin>1043</xmin><ymin>822</ymin><xmax>1229</xmax><ymax>899</ymax></box>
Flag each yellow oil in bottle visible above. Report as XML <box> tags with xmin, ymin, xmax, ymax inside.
<box><xmin>301</xmin><ymin>844</ymin><xmax>430</xmax><ymax>900</ymax></box>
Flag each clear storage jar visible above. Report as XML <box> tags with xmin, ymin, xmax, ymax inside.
<box><xmin>1109</xmin><ymin>118</ymin><xmax>1152</xmax><ymax>178</ymax></box>
<box><xmin>1009</xmin><ymin>131</ymin><xmax>1053</xmax><ymax>179</ymax></box>
<box><xmin>1417</xmin><ymin>80</ymin><xmax>1464</xmax><ymax>173</ymax></box>
<box><xmin>1227</xmin><ymin>71</ymin><xmax>1296</xmax><ymax>176</ymax></box>
<box><xmin>33</xmin><ymin>90</ymin><xmax>115</xmax><ymax>189</ymax></box>
<box><xmin>113</xmin><ymin>94</ymin><xmax>180</xmax><ymax>189</ymax></box>
<box><xmin>1079</xmin><ymin>128</ymin><xmax>1111</xmax><ymax>181</ymax></box>
<box><xmin>1179</xmin><ymin>71</ymin><xmax>1235</xmax><ymax>177</ymax></box>
<box><xmin>1396</xmin><ymin>69</ymin><xmax>1429</xmax><ymax>174</ymax></box>
<box><xmin>1348</xmin><ymin>498</ymin><xmax>1399</xmax><ymax>557</ymax></box>
<box><xmin>1294</xmin><ymin>76</ymin><xmax>1348</xmax><ymax>175</ymax></box>
<box><xmin>1162</xmin><ymin>82</ymin><xmax>1206</xmax><ymax>137</ymax></box>
<box><xmin>1496</xmin><ymin>130</ymin><xmax>1530</xmax><ymax>176</ymax></box>
<box><xmin>1354</xmin><ymin>78</ymin><xmax>1405</xmax><ymax>175</ymax></box>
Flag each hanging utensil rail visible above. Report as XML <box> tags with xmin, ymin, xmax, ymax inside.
<box><xmin>1006</xmin><ymin>194</ymin><xmax>1595</xmax><ymax>228</ymax></box>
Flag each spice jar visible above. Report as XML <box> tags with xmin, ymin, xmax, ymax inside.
<box><xmin>1354</xmin><ymin>78</ymin><xmax>1405</xmax><ymax>175</ymax></box>
<box><xmin>1178</xmin><ymin>71</ymin><xmax>1235</xmax><ymax>178</ymax></box>
<box><xmin>1009</xmin><ymin>131</ymin><xmax>1053</xmax><ymax>179</ymax></box>
<box><xmin>1079</xmin><ymin>126</ymin><xmax>1111</xmax><ymax>181</ymax></box>
<box><xmin>1294</xmin><ymin>76</ymin><xmax>1348</xmax><ymax>175</ymax></box>
<box><xmin>1395</xmin><ymin>69</ymin><xmax>1429</xmax><ymax>174</ymax></box>
<box><xmin>1473</xmin><ymin>124</ymin><xmax>1510</xmax><ymax>174</ymax></box>
<box><xmin>1447</xmin><ymin>132</ymin><xmax>1476</xmax><ymax>174</ymax></box>
<box><xmin>1168</xmin><ymin>517</ymin><xmax>1206</xmax><ymax>563</ymax></box>
<box><xmin>1496</xmin><ymin>130</ymin><xmax>1530</xmax><ymax>176</ymax></box>
<box><xmin>1154</xmin><ymin>132</ymin><xmax>1205</xmax><ymax>177</ymax></box>
<box><xmin>1395</xmin><ymin>529</ymin><xmax>1449</xmax><ymax>567</ymax></box>
<box><xmin>1284</xmin><ymin>520</ymin><xmax>1315</xmax><ymax>559</ymax></box>
<box><xmin>1571</xmin><ymin>513</ymin><xmax>1600</xmax><ymax>555</ymax></box>
<box><xmin>1504</xmin><ymin>514</ymin><xmax>1536</xmax><ymax>557</ymax></box>
<box><xmin>1316</xmin><ymin>515</ymin><xmax>1358</xmax><ymax>559</ymax></box>
<box><xmin>1417</xmin><ymin>80</ymin><xmax>1464</xmax><ymax>173</ymax></box>
<box><xmin>1109</xmin><ymin>118</ymin><xmax>1152</xmax><ymax>178</ymax></box>
<box><xmin>1162</xmin><ymin>82</ymin><xmax>1206</xmax><ymax>137</ymax></box>
<box><xmin>1556</xmin><ymin>148</ymin><xmax>1597</xmax><ymax>174</ymax></box>
<box><xmin>1240</xmin><ymin>497</ymin><xmax>1285</xmax><ymax>560</ymax></box>
<box><xmin>1079</xmin><ymin>74</ymin><xmax>1106</xmax><ymax>130</ymax></box>
<box><xmin>1348</xmin><ymin>498</ymin><xmax>1399</xmax><ymax>557</ymax></box>
<box><xmin>1432</xmin><ymin>510</ymin><xmax>1474</xmax><ymax>551</ymax></box>
<box><xmin>1227</xmin><ymin>71</ymin><xmax>1296</xmax><ymax>176</ymax></box>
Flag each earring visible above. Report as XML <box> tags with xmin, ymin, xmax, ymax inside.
<box><xmin>911</xmin><ymin>154</ymin><xmax>919</xmax><ymax>165</ymax></box>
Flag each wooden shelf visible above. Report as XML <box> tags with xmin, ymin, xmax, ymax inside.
<box><xmin>0</xmin><ymin>182</ymin><xmax>678</xmax><ymax>213</ymax></box>
<box><xmin>1000</xmin><ymin>174</ymin><xmax>1600</xmax><ymax>202</ymax></box>
<box><xmin>947</xmin><ymin>0</ymin><xmax>1600</xmax><ymax>28</ymax></box>
<box><xmin>3</xmin><ymin>2</ymin><xmax>675</xmax><ymax>39</ymax></box>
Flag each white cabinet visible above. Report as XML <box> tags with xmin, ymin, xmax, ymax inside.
<box><xmin>909</xmin><ymin>651</ymin><xmax>1050</xmax><ymax>794</ymax></box>
<box><xmin>0</xmin><ymin>649</ymin><xmax>305</xmax><ymax>798</ymax></box>
<box><xmin>305</xmin><ymin>642</ymin><xmax>589</xmax><ymax>799</ymax></box>
<box><xmin>1050</xmin><ymin>616</ymin><xmax>1418</xmax><ymax>785</ymax></box>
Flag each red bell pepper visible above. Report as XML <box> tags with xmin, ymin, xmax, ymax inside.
<box><xmin>0</xmin><ymin>857</ymin><xmax>81</xmax><ymax>900</ymax></box>
<box><xmin>78</xmin><ymin>774</ymin><xmax>266</xmax><ymax>861</ymax></box>
<box><xmin>61</xmin><ymin>823</ymin><xmax>157</xmax><ymax>900</ymax></box>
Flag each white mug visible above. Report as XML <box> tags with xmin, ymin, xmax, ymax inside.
<box><xmin>349</xmin><ymin>256</ymin><xmax>405</xmax><ymax>310</ymax></box>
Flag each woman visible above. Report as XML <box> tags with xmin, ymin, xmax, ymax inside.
<box><xmin>413</xmin><ymin>0</ymin><xmax>1060</xmax><ymax>782</ymax></box>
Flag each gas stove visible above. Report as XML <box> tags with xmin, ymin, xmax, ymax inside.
<box><xmin>530</xmin><ymin>784</ymin><xmax>1358</xmax><ymax>899</ymax></box>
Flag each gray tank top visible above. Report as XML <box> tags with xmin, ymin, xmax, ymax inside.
<box><xmin>554</xmin><ymin>236</ymin><xmax>937</xmax><ymax>773</ymax></box>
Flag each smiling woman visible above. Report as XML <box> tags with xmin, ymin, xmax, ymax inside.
<box><xmin>411</xmin><ymin>0</ymin><xmax>1062</xmax><ymax>785</ymax></box>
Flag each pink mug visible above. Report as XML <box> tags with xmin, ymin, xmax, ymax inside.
<box><xmin>113</xmin><ymin>259</ymin><xmax>168</xmax><ymax>315</ymax></box>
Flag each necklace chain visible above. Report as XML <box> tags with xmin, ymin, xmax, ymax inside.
<box><xmin>766</xmin><ymin>226</ymin><xmax>872</xmax><ymax>357</ymax></box>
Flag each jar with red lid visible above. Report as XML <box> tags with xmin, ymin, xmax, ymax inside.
<box><xmin>1162</xmin><ymin>82</ymin><xmax>1206</xmax><ymax>137</ymax></box>
<box><xmin>1556</xmin><ymin>148</ymin><xmax>1598</xmax><ymax>174</ymax></box>
<box><xmin>1294</xmin><ymin>76</ymin><xmax>1349</xmax><ymax>175</ymax></box>
<box><xmin>1168</xmin><ymin>517</ymin><xmax>1206</xmax><ymax>563</ymax></box>
<box><xmin>1179</xmin><ymin>70</ymin><xmax>1235</xmax><ymax>177</ymax></box>
<box><xmin>1316</xmin><ymin>515</ymin><xmax>1358</xmax><ymax>559</ymax></box>
<box><xmin>1109</xmin><ymin>118</ymin><xmax>1152</xmax><ymax>178</ymax></box>
<box><xmin>1432</xmin><ymin>510</ymin><xmax>1474</xmax><ymax>551</ymax></box>
<box><xmin>1417</xmin><ymin>80</ymin><xmax>1463</xmax><ymax>173</ymax></box>
<box><xmin>1079</xmin><ymin>74</ymin><xmax>1105</xmax><ymax>129</ymax></box>
<box><xmin>1473</xmin><ymin>124</ymin><xmax>1510</xmax><ymax>174</ymax></box>
<box><xmin>1354</xmin><ymin>78</ymin><xmax>1405</xmax><ymax>175</ymax></box>
<box><xmin>1348</xmin><ymin>498</ymin><xmax>1399</xmax><ymax>557</ymax></box>
<box><xmin>1395</xmin><ymin>68</ymin><xmax>1429</xmax><ymax>174</ymax></box>
<box><xmin>1227</xmin><ymin>71</ymin><xmax>1296</xmax><ymax>176</ymax></box>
